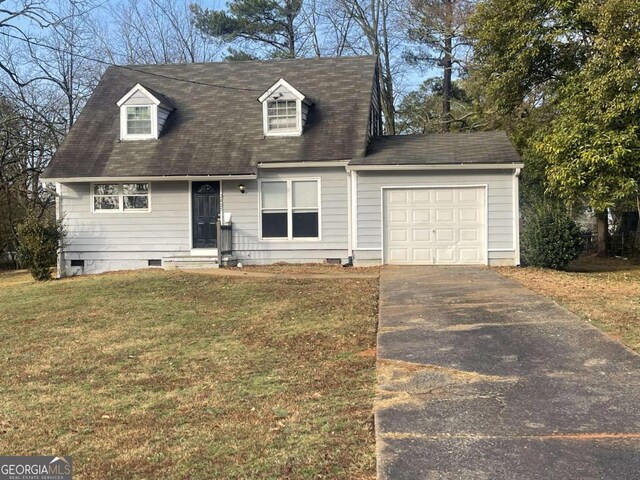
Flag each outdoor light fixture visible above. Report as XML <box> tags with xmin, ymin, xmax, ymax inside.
<box><xmin>238</xmin><ymin>184</ymin><xmax>246</xmax><ymax>194</ymax></box>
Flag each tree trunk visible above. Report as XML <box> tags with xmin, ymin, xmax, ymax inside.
<box><xmin>441</xmin><ymin>0</ymin><xmax>453</xmax><ymax>133</ymax></box>
<box><xmin>596</xmin><ymin>211</ymin><xmax>608</xmax><ymax>257</ymax></box>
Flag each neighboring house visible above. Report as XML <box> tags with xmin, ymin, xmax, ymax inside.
<box><xmin>42</xmin><ymin>56</ymin><xmax>523</xmax><ymax>276</ymax></box>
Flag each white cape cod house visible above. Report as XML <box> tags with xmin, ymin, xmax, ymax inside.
<box><xmin>41</xmin><ymin>56</ymin><xmax>523</xmax><ymax>276</ymax></box>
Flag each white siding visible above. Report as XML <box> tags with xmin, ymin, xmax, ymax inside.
<box><xmin>60</xmin><ymin>181</ymin><xmax>190</xmax><ymax>275</ymax></box>
<box><xmin>222</xmin><ymin>167</ymin><xmax>349</xmax><ymax>264</ymax></box>
<box><xmin>353</xmin><ymin>170</ymin><xmax>518</xmax><ymax>266</ymax></box>
<box><xmin>122</xmin><ymin>90</ymin><xmax>152</xmax><ymax>105</ymax></box>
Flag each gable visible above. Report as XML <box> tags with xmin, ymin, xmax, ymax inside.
<box><xmin>121</xmin><ymin>89</ymin><xmax>153</xmax><ymax>105</ymax></box>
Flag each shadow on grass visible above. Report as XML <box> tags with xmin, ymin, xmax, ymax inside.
<box><xmin>567</xmin><ymin>255</ymin><xmax>640</xmax><ymax>273</ymax></box>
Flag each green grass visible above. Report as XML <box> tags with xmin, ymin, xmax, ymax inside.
<box><xmin>0</xmin><ymin>270</ymin><xmax>378</xmax><ymax>479</ymax></box>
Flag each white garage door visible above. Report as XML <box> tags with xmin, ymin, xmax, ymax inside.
<box><xmin>383</xmin><ymin>187</ymin><xmax>486</xmax><ymax>265</ymax></box>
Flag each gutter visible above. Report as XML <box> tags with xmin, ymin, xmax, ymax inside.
<box><xmin>40</xmin><ymin>174</ymin><xmax>258</xmax><ymax>183</ymax></box>
<box><xmin>346</xmin><ymin>163</ymin><xmax>525</xmax><ymax>171</ymax></box>
<box><xmin>257</xmin><ymin>160</ymin><xmax>351</xmax><ymax>169</ymax></box>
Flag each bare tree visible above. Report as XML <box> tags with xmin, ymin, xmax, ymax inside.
<box><xmin>0</xmin><ymin>1</ymin><xmax>99</xmax><ymax>262</ymax></box>
<box><xmin>337</xmin><ymin>0</ymin><xmax>404</xmax><ymax>135</ymax></box>
<box><xmin>405</xmin><ymin>0</ymin><xmax>474</xmax><ymax>132</ymax></box>
<box><xmin>298</xmin><ymin>0</ymin><xmax>360</xmax><ymax>57</ymax></box>
<box><xmin>101</xmin><ymin>0</ymin><xmax>222</xmax><ymax>64</ymax></box>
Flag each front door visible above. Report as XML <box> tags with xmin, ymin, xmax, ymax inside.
<box><xmin>192</xmin><ymin>182</ymin><xmax>220</xmax><ymax>249</ymax></box>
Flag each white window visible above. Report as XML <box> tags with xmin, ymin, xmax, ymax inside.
<box><xmin>92</xmin><ymin>183</ymin><xmax>150</xmax><ymax>212</ymax></box>
<box><xmin>266</xmin><ymin>100</ymin><xmax>298</xmax><ymax>132</ymax></box>
<box><xmin>126</xmin><ymin>106</ymin><xmax>152</xmax><ymax>135</ymax></box>
<box><xmin>260</xmin><ymin>179</ymin><xmax>320</xmax><ymax>239</ymax></box>
<box><xmin>258</xmin><ymin>79</ymin><xmax>307</xmax><ymax>137</ymax></box>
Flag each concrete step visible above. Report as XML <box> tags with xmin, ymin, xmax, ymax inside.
<box><xmin>162</xmin><ymin>256</ymin><xmax>219</xmax><ymax>270</ymax></box>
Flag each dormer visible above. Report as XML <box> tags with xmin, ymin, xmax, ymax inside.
<box><xmin>258</xmin><ymin>79</ymin><xmax>312</xmax><ymax>137</ymax></box>
<box><xmin>116</xmin><ymin>83</ymin><xmax>175</xmax><ymax>140</ymax></box>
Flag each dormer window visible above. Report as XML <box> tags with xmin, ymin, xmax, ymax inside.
<box><xmin>267</xmin><ymin>100</ymin><xmax>298</xmax><ymax>133</ymax></box>
<box><xmin>116</xmin><ymin>83</ymin><xmax>175</xmax><ymax>141</ymax></box>
<box><xmin>258</xmin><ymin>79</ymin><xmax>312</xmax><ymax>137</ymax></box>
<box><xmin>126</xmin><ymin>106</ymin><xmax>152</xmax><ymax>135</ymax></box>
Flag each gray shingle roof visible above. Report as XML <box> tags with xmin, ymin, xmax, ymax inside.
<box><xmin>351</xmin><ymin>131</ymin><xmax>522</xmax><ymax>166</ymax></box>
<box><xmin>139</xmin><ymin>84</ymin><xmax>176</xmax><ymax>110</ymax></box>
<box><xmin>44</xmin><ymin>56</ymin><xmax>377</xmax><ymax>179</ymax></box>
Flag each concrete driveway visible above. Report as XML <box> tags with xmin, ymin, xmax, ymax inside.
<box><xmin>376</xmin><ymin>266</ymin><xmax>640</xmax><ymax>480</ymax></box>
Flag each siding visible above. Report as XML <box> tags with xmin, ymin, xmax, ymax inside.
<box><xmin>222</xmin><ymin>167</ymin><xmax>349</xmax><ymax>264</ymax></box>
<box><xmin>353</xmin><ymin>170</ymin><xmax>518</xmax><ymax>266</ymax></box>
<box><xmin>60</xmin><ymin>181</ymin><xmax>190</xmax><ymax>274</ymax></box>
<box><xmin>122</xmin><ymin>90</ymin><xmax>151</xmax><ymax>105</ymax></box>
<box><xmin>158</xmin><ymin>106</ymin><xmax>171</xmax><ymax>133</ymax></box>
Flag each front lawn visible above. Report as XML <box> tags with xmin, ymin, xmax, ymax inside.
<box><xmin>496</xmin><ymin>255</ymin><xmax>640</xmax><ymax>352</ymax></box>
<box><xmin>0</xmin><ymin>270</ymin><xmax>378</xmax><ymax>479</ymax></box>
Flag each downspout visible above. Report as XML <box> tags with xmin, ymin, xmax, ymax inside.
<box><xmin>514</xmin><ymin>168</ymin><xmax>522</xmax><ymax>266</ymax></box>
<box><xmin>346</xmin><ymin>169</ymin><xmax>353</xmax><ymax>266</ymax></box>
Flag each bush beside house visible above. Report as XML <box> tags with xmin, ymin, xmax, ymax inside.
<box><xmin>522</xmin><ymin>203</ymin><xmax>584</xmax><ymax>270</ymax></box>
<box><xmin>15</xmin><ymin>212</ymin><xmax>65</xmax><ymax>281</ymax></box>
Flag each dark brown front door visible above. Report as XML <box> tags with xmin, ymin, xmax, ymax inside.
<box><xmin>192</xmin><ymin>182</ymin><xmax>220</xmax><ymax>248</ymax></box>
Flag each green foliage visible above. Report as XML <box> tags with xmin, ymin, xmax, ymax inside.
<box><xmin>522</xmin><ymin>203</ymin><xmax>584</xmax><ymax>270</ymax></box>
<box><xmin>191</xmin><ymin>0</ymin><xmax>302</xmax><ymax>59</ymax></box>
<box><xmin>469</xmin><ymin>0</ymin><xmax>640</xmax><ymax>214</ymax></box>
<box><xmin>534</xmin><ymin>0</ymin><xmax>640</xmax><ymax>212</ymax></box>
<box><xmin>15</xmin><ymin>211</ymin><xmax>65</xmax><ymax>281</ymax></box>
<box><xmin>396</xmin><ymin>78</ymin><xmax>487</xmax><ymax>133</ymax></box>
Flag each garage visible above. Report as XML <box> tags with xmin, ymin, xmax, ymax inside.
<box><xmin>383</xmin><ymin>186</ymin><xmax>487</xmax><ymax>265</ymax></box>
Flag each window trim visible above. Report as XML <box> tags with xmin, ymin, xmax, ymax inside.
<box><xmin>262</xmin><ymin>98</ymin><xmax>303</xmax><ymax>137</ymax></box>
<box><xmin>120</xmin><ymin>104</ymin><xmax>158</xmax><ymax>140</ymax></box>
<box><xmin>258</xmin><ymin>178</ymin><xmax>321</xmax><ymax>241</ymax></box>
<box><xmin>91</xmin><ymin>182</ymin><xmax>152</xmax><ymax>213</ymax></box>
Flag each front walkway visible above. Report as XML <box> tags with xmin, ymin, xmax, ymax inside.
<box><xmin>376</xmin><ymin>266</ymin><xmax>640</xmax><ymax>479</ymax></box>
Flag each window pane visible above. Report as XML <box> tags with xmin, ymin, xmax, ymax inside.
<box><xmin>292</xmin><ymin>181</ymin><xmax>318</xmax><ymax>209</ymax></box>
<box><xmin>94</xmin><ymin>196</ymin><xmax>119</xmax><ymax>210</ymax></box>
<box><xmin>124</xmin><ymin>196</ymin><xmax>149</xmax><ymax>210</ymax></box>
<box><xmin>127</xmin><ymin>120</ymin><xmax>151</xmax><ymax>135</ymax></box>
<box><xmin>292</xmin><ymin>212</ymin><xmax>319</xmax><ymax>238</ymax></box>
<box><xmin>261</xmin><ymin>182</ymin><xmax>287</xmax><ymax>209</ymax></box>
<box><xmin>123</xmin><ymin>183</ymin><xmax>149</xmax><ymax>195</ymax></box>
<box><xmin>127</xmin><ymin>106</ymin><xmax>150</xmax><ymax>120</ymax></box>
<box><xmin>94</xmin><ymin>184</ymin><xmax>118</xmax><ymax>195</ymax></box>
<box><xmin>127</xmin><ymin>107</ymin><xmax>151</xmax><ymax>135</ymax></box>
<box><xmin>266</xmin><ymin>99</ymin><xmax>297</xmax><ymax>132</ymax></box>
<box><xmin>262</xmin><ymin>212</ymin><xmax>288</xmax><ymax>238</ymax></box>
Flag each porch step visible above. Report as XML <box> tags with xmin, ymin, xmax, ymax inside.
<box><xmin>162</xmin><ymin>256</ymin><xmax>219</xmax><ymax>270</ymax></box>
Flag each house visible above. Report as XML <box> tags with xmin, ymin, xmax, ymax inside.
<box><xmin>41</xmin><ymin>56</ymin><xmax>523</xmax><ymax>276</ymax></box>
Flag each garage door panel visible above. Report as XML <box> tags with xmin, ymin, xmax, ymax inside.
<box><xmin>435</xmin><ymin>209</ymin><xmax>454</xmax><ymax>222</ymax></box>
<box><xmin>388</xmin><ymin>248</ymin><xmax>409</xmax><ymax>262</ymax></box>
<box><xmin>389</xmin><ymin>229</ymin><xmax>409</xmax><ymax>242</ymax></box>
<box><xmin>459</xmin><ymin>248</ymin><xmax>481</xmax><ymax>262</ymax></box>
<box><xmin>435</xmin><ymin>248</ymin><xmax>455</xmax><ymax>262</ymax></box>
<box><xmin>459</xmin><ymin>208</ymin><xmax>480</xmax><ymax>222</ymax></box>
<box><xmin>412</xmin><ymin>249</ymin><xmax>433</xmax><ymax>262</ymax></box>
<box><xmin>389</xmin><ymin>209</ymin><xmax>409</xmax><ymax>223</ymax></box>
<box><xmin>412</xmin><ymin>189</ymin><xmax>432</xmax><ymax>202</ymax></box>
<box><xmin>435</xmin><ymin>189</ymin><xmax>454</xmax><ymax>203</ymax></box>
<box><xmin>413</xmin><ymin>229</ymin><xmax>431</xmax><ymax>242</ymax></box>
<box><xmin>384</xmin><ymin>187</ymin><xmax>486</xmax><ymax>265</ymax></box>
<box><xmin>389</xmin><ymin>190</ymin><xmax>409</xmax><ymax>204</ymax></box>
<box><xmin>459</xmin><ymin>228</ymin><xmax>479</xmax><ymax>242</ymax></box>
<box><xmin>435</xmin><ymin>229</ymin><xmax>455</xmax><ymax>242</ymax></box>
<box><xmin>412</xmin><ymin>209</ymin><xmax>430</xmax><ymax>223</ymax></box>
<box><xmin>459</xmin><ymin>188</ymin><xmax>482</xmax><ymax>202</ymax></box>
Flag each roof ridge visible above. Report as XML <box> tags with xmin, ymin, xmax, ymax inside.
<box><xmin>117</xmin><ymin>55</ymin><xmax>377</xmax><ymax>70</ymax></box>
